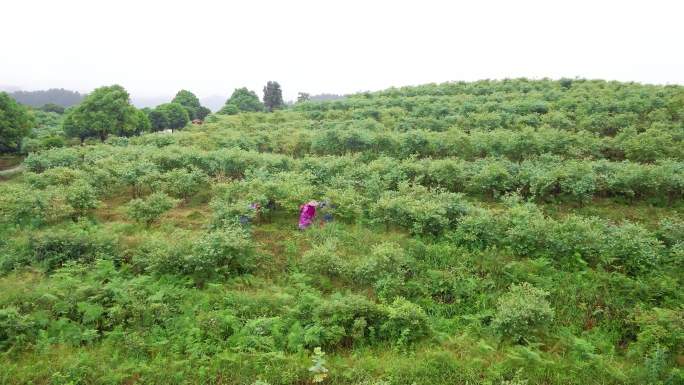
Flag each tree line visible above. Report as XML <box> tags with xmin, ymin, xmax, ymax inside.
<box><xmin>0</xmin><ymin>81</ymin><xmax>295</xmax><ymax>151</ymax></box>
<box><xmin>9</xmin><ymin>88</ymin><xmax>83</xmax><ymax>108</ymax></box>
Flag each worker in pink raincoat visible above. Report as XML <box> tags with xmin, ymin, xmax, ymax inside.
<box><xmin>298</xmin><ymin>201</ymin><xmax>318</xmax><ymax>230</ymax></box>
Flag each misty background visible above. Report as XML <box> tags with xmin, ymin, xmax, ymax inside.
<box><xmin>2</xmin><ymin>0</ymin><xmax>683</xmax><ymax>110</ymax></box>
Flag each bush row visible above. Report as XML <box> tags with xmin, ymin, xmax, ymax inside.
<box><xmin>22</xmin><ymin>145</ymin><xmax>684</xmax><ymax>206</ymax></box>
<box><xmin>189</xmin><ymin>121</ymin><xmax>683</xmax><ymax>162</ymax></box>
<box><xmin>294</xmin><ymin>78</ymin><xmax>683</xmax><ymax>136</ymax></box>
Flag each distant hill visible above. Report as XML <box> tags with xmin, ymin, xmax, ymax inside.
<box><xmin>10</xmin><ymin>88</ymin><xmax>83</xmax><ymax>107</ymax></box>
<box><xmin>310</xmin><ymin>93</ymin><xmax>346</xmax><ymax>102</ymax></box>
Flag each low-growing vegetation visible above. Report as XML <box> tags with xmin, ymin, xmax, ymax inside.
<box><xmin>0</xmin><ymin>78</ymin><xmax>682</xmax><ymax>384</ymax></box>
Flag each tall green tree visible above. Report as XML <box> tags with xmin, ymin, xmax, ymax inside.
<box><xmin>62</xmin><ymin>109</ymin><xmax>85</xmax><ymax>143</ymax></box>
<box><xmin>297</xmin><ymin>92</ymin><xmax>311</xmax><ymax>103</ymax></box>
<box><xmin>196</xmin><ymin>106</ymin><xmax>211</xmax><ymax>120</ymax></box>
<box><xmin>146</xmin><ymin>108</ymin><xmax>167</xmax><ymax>131</ymax></box>
<box><xmin>133</xmin><ymin>109</ymin><xmax>151</xmax><ymax>135</ymax></box>
<box><xmin>263</xmin><ymin>81</ymin><xmax>284</xmax><ymax>112</ymax></box>
<box><xmin>156</xmin><ymin>103</ymin><xmax>189</xmax><ymax>131</ymax></box>
<box><xmin>171</xmin><ymin>90</ymin><xmax>202</xmax><ymax>120</ymax></box>
<box><xmin>219</xmin><ymin>88</ymin><xmax>263</xmax><ymax>114</ymax></box>
<box><xmin>0</xmin><ymin>92</ymin><xmax>34</xmax><ymax>152</ymax></box>
<box><xmin>62</xmin><ymin>85</ymin><xmax>137</xmax><ymax>142</ymax></box>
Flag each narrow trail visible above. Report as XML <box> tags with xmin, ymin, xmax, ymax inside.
<box><xmin>0</xmin><ymin>164</ymin><xmax>24</xmax><ymax>179</ymax></box>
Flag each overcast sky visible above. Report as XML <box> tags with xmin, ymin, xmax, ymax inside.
<box><xmin>2</xmin><ymin>0</ymin><xmax>683</xmax><ymax>105</ymax></box>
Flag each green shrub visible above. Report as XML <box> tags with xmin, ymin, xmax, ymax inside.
<box><xmin>219</xmin><ymin>104</ymin><xmax>239</xmax><ymax>115</ymax></box>
<box><xmin>64</xmin><ymin>180</ymin><xmax>99</xmax><ymax>217</ymax></box>
<box><xmin>296</xmin><ymin>292</ymin><xmax>386</xmax><ymax>348</ymax></box>
<box><xmin>492</xmin><ymin>283</ymin><xmax>555</xmax><ymax>343</ymax></box>
<box><xmin>447</xmin><ymin>208</ymin><xmax>507</xmax><ymax>250</ymax></box>
<box><xmin>0</xmin><ymin>307</ymin><xmax>36</xmax><ymax>351</ymax></box>
<box><xmin>603</xmin><ymin>223</ymin><xmax>663</xmax><ymax>275</ymax></box>
<box><xmin>126</xmin><ymin>192</ymin><xmax>178</xmax><ymax>226</ymax></box>
<box><xmin>22</xmin><ymin>135</ymin><xmax>66</xmax><ymax>153</ymax></box>
<box><xmin>23</xmin><ymin>147</ymin><xmax>81</xmax><ymax>172</ymax></box>
<box><xmin>656</xmin><ymin>218</ymin><xmax>684</xmax><ymax>247</ymax></box>
<box><xmin>322</xmin><ymin>187</ymin><xmax>365</xmax><ymax>222</ymax></box>
<box><xmin>300</xmin><ymin>240</ymin><xmax>346</xmax><ymax>278</ymax></box>
<box><xmin>468</xmin><ymin>159</ymin><xmax>514</xmax><ymax>198</ymax></box>
<box><xmin>629</xmin><ymin>307</ymin><xmax>683</xmax><ymax>361</ymax></box>
<box><xmin>353</xmin><ymin>242</ymin><xmax>411</xmax><ymax>284</ymax></box>
<box><xmin>127</xmin><ymin>233</ymin><xmax>193</xmax><ymax>275</ymax></box>
<box><xmin>0</xmin><ymin>184</ymin><xmax>49</xmax><ymax>226</ymax></box>
<box><xmin>371</xmin><ymin>182</ymin><xmax>469</xmax><ymax>235</ymax></box>
<box><xmin>503</xmin><ymin>202</ymin><xmax>550</xmax><ymax>257</ymax></box>
<box><xmin>546</xmin><ymin>215</ymin><xmax>606</xmax><ymax>267</ymax></box>
<box><xmin>24</xmin><ymin>167</ymin><xmax>88</xmax><ymax>188</ymax></box>
<box><xmin>210</xmin><ymin>197</ymin><xmax>267</xmax><ymax>228</ymax></box>
<box><xmin>118</xmin><ymin>161</ymin><xmax>162</xmax><ymax>198</ymax></box>
<box><xmin>380</xmin><ymin>297</ymin><xmax>431</xmax><ymax>345</ymax></box>
<box><xmin>185</xmin><ymin>225</ymin><xmax>256</xmax><ymax>284</ymax></box>
<box><xmin>230</xmin><ymin>316</ymin><xmax>286</xmax><ymax>352</ymax></box>
<box><xmin>29</xmin><ymin>225</ymin><xmax>118</xmax><ymax>270</ymax></box>
<box><xmin>196</xmin><ymin>309</ymin><xmax>240</xmax><ymax>344</ymax></box>
<box><xmin>161</xmin><ymin>167</ymin><xmax>208</xmax><ymax>201</ymax></box>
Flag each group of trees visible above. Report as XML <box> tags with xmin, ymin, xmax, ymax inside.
<box><xmin>170</xmin><ymin>90</ymin><xmax>211</xmax><ymax>121</ymax></box>
<box><xmin>62</xmin><ymin>85</ymin><xmax>148</xmax><ymax>142</ymax></box>
<box><xmin>215</xmin><ymin>83</ymin><xmax>345</xmax><ymax>114</ymax></box>
<box><xmin>1</xmin><ymin>81</ymin><xmax>311</xmax><ymax>152</ymax></box>
<box><xmin>61</xmin><ymin>86</ymin><xmax>215</xmax><ymax>143</ymax></box>
<box><xmin>0</xmin><ymin>85</ymin><xmax>216</xmax><ymax>151</ymax></box>
<box><xmin>144</xmin><ymin>103</ymin><xmax>187</xmax><ymax>132</ymax></box>
<box><xmin>0</xmin><ymin>92</ymin><xmax>34</xmax><ymax>152</ymax></box>
<box><xmin>218</xmin><ymin>81</ymin><xmax>285</xmax><ymax>114</ymax></box>
<box><xmin>142</xmin><ymin>90</ymin><xmax>211</xmax><ymax>132</ymax></box>
<box><xmin>218</xmin><ymin>88</ymin><xmax>263</xmax><ymax>115</ymax></box>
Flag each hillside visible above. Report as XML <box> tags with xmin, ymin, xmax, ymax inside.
<box><xmin>0</xmin><ymin>79</ymin><xmax>683</xmax><ymax>385</ymax></box>
<box><xmin>9</xmin><ymin>88</ymin><xmax>84</xmax><ymax>108</ymax></box>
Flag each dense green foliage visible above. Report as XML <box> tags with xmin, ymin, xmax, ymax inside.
<box><xmin>172</xmin><ymin>89</ymin><xmax>211</xmax><ymax>121</ymax></box>
<box><xmin>0</xmin><ymin>79</ymin><xmax>683</xmax><ymax>384</ymax></box>
<box><xmin>153</xmin><ymin>103</ymin><xmax>189</xmax><ymax>131</ymax></box>
<box><xmin>145</xmin><ymin>107</ymin><xmax>166</xmax><ymax>131</ymax></box>
<box><xmin>0</xmin><ymin>92</ymin><xmax>34</xmax><ymax>153</ymax></box>
<box><xmin>219</xmin><ymin>87</ymin><xmax>264</xmax><ymax>114</ymax></box>
<box><xmin>126</xmin><ymin>192</ymin><xmax>178</xmax><ymax>225</ymax></box>
<box><xmin>62</xmin><ymin>85</ymin><xmax>143</xmax><ymax>142</ymax></box>
<box><xmin>39</xmin><ymin>103</ymin><xmax>66</xmax><ymax>114</ymax></box>
<box><xmin>264</xmin><ymin>81</ymin><xmax>285</xmax><ymax>112</ymax></box>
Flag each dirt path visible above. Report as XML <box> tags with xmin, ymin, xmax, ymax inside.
<box><xmin>0</xmin><ymin>164</ymin><xmax>24</xmax><ymax>179</ymax></box>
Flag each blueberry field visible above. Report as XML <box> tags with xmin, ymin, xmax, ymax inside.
<box><xmin>1</xmin><ymin>78</ymin><xmax>683</xmax><ymax>384</ymax></box>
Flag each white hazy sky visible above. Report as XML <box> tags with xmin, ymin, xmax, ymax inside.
<box><xmin>2</xmin><ymin>0</ymin><xmax>683</xmax><ymax>103</ymax></box>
